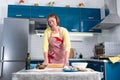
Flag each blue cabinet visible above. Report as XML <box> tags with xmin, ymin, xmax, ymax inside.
<box><xmin>8</xmin><ymin>5</ymin><xmax>30</xmax><ymax>18</ymax></box>
<box><xmin>52</xmin><ymin>7</ymin><xmax>68</xmax><ymax>30</ymax></box>
<box><xmin>30</xmin><ymin>6</ymin><xmax>52</xmax><ymax>18</ymax></box>
<box><xmin>80</xmin><ymin>8</ymin><xmax>101</xmax><ymax>32</ymax></box>
<box><xmin>8</xmin><ymin>5</ymin><xmax>101</xmax><ymax>32</ymax></box>
<box><xmin>87</xmin><ymin>61</ymin><xmax>120</xmax><ymax>80</ymax></box>
<box><xmin>52</xmin><ymin>7</ymin><xmax>81</xmax><ymax>32</ymax></box>
<box><xmin>81</xmin><ymin>8</ymin><xmax>101</xmax><ymax>21</ymax></box>
<box><xmin>81</xmin><ymin>20</ymin><xmax>101</xmax><ymax>32</ymax></box>
<box><xmin>105</xmin><ymin>62</ymin><xmax>120</xmax><ymax>80</ymax></box>
<box><xmin>66</xmin><ymin>8</ymin><xmax>81</xmax><ymax>32</ymax></box>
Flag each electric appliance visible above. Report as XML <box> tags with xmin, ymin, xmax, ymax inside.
<box><xmin>29</xmin><ymin>18</ymin><xmax>48</xmax><ymax>34</ymax></box>
<box><xmin>92</xmin><ymin>0</ymin><xmax>120</xmax><ymax>29</ymax></box>
<box><xmin>0</xmin><ymin>18</ymin><xmax>29</xmax><ymax>80</ymax></box>
<box><xmin>93</xmin><ymin>42</ymin><xmax>120</xmax><ymax>59</ymax></box>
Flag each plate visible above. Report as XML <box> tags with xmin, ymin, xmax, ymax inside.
<box><xmin>63</xmin><ymin>69</ymin><xmax>78</xmax><ymax>72</ymax></box>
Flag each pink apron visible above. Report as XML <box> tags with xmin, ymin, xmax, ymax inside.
<box><xmin>48</xmin><ymin>28</ymin><xmax>65</xmax><ymax>64</ymax></box>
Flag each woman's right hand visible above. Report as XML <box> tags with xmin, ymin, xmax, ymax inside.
<box><xmin>42</xmin><ymin>60</ymin><xmax>49</xmax><ymax>66</ymax></box>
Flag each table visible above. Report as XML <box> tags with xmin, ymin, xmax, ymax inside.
<box><xmin>12</xmin><ymin>68</ymin><xmax>103</xmax><ymax>80</ymax></box>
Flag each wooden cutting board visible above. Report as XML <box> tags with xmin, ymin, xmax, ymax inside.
<box><xmin>69</xmin><ymin>48</ymin><xmax>74</xmax><ymax>58</ymax></box>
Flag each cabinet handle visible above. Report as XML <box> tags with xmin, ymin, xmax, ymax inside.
<box><xmin>38</xmin><ymin>15</ymin><xmax>45</xmax><ymax>18</ymax></box>
<box><xmin>71</xmin><ymin>29</ymin><xmax>78</xmax><ymax>32</ymax></box>
<box><xmin>80</xmin><ymin>21</ymin><xmax>83</xmax><ymax>32</ymax></box>
<box><xmin>88</xmin><ymin>17</ymin><xmax>94</xmax><ymax>20</ymax></box>
<box><xmin>16</xmin><ymin>14</ymin><xmax>22</xmax><ymax>16</ymax></box>
<box><xmin>100</xmin><ymin>65</ymin><xmax>104</xmax><ymax>72</ymax></box>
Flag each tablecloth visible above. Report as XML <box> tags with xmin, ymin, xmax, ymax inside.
<box><xmin>12</xmin><ymin>68</ymin><xmax>103</xmax><ymax>80</ymax></box>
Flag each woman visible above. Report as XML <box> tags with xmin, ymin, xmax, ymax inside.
<box><xmin>42</xmin><ymin>14</ymin><xmax>71</xmax><ymax>66</ymax></box>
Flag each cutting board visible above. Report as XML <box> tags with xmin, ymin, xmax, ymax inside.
<box><xmin>69</xmin><ymin>48</ymin><xmax>74</xmax><ymax>58</ymax></box>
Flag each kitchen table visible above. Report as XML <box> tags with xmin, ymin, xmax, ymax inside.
<box><xmin>12</xmin><ymin>68</ymin><xmax>103</xmax><ymax>80</ymax></box>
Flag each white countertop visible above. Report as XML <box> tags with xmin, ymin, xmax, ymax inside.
<box><xmin>12</xmin><ymin>68</ymin><xmax>103</xmax><ymax>80</ymax></box>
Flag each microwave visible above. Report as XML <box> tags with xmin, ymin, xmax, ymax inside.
<box><xmin>94</xmin><ymin>42</ymin><xmax>120</xmax><ymax>58</ymax></box>
<box><xmin>29</xmin><ymin>18</ymin><xmax>48</xmax><ymax>33</ymax></box>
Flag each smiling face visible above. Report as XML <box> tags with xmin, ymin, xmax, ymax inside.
<box><xmin>48</xmin><ymin>17</ymin><xmax>57</xmax><ymax>28</ymax></box>
<box><xmin>47</xmin><ymin>14</ymin><xmax>60</xmax><ymax>28</ymax></box>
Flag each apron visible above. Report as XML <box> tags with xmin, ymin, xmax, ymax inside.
<box><xmin>48</xmin><ymin>28</ymin><xmax>65</xmax><ymax>64</ymax></box>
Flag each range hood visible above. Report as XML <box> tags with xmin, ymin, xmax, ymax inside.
<box><xmin>92</xmin><ymin>0</ymin><xmax>120</xmax><ymax>29</ymax></box>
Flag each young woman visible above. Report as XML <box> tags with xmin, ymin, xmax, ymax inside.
<box><xmin>42</xmin><ymin>14</ymin><xmax>71</xmax><ymax>66</ymax></box>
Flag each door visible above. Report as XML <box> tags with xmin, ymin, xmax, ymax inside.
<box><xmin>0</xmin><ymin>24</ymin><xmax>3</xmax><ymax>77</ymax></box>
<box><xmin>3</xmin><ymin>18</ymin><xmax>29</xmax><ymax>60</ymax></box>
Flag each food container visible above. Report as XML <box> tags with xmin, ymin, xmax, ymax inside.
<box><xmin>72</xmin><ymin>62</ymin><xmax>88</xmax><ymax>69</ymax></box>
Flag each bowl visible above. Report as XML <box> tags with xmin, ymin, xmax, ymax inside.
<box><xmin>71</xmin><ymin>62</ymin><xmax>88</xmax><ymax>69</ymax></box>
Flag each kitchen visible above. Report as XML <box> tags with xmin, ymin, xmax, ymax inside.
<box><xmin>0</xmin><ymin>0</ymin><xmax>120</xmax><ymax>80</ymax></box>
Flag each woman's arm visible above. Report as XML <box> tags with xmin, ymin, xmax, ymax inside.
<box><xmin>42</xmin><ymin>52</ymin><xmax>49</xmax><ymax>65</ymax></box>
<box><xmin>64</xmin><ymin>51</ymin><xmax>70</xmax><ymax>66</ymax></box>
<box><xmin>62</xmin><ymin>27</ymin><xmax>71</xmax><ymax>66</ymax></box>
<box><xmin>42</xmin><ymin>28</ymin><xmax>49</xmax><ymax>65</ymax></box>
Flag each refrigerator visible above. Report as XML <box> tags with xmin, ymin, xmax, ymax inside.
<box><xmin>0</xmin><ymin>18</ymin><xmax>29</xmax><ymax>80</ymax></box>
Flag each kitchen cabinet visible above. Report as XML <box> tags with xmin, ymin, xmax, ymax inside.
<box><xmin>8</xmin><ymin>5</ymin><xmax>30</xmax><ymax>18</ymax></box>
<box><xmin>80</xmin><ymin>8</ymin><xmax>101</xmax><ymax>32</ymax></box>
<box><xmin>51</xmin><ymin>7</ymin><xmax>68</xmax><ymax>30</ymax></box>
<box><xmin>66</xmin><ymin>8</ymin><xmax>81</xmax><ymax>32</ymax></box>
<box><xmin>8</xmin><ymin>5</ymin><xmax>101</xmax><ymax>32</ymax></box>
<box><xmin>51</xmin><ymin>7</ymin><xmax>81</xmax><ymax>32</ymax></box>
<box><xmin>30</xmin><ymin>6</ymin><xmax>52</xmax><ymax>18</ymax></box>
<box><xmin>87</xmin><ymin>60</ymin><xmax>120</xmax><ymax>80</ymax></box>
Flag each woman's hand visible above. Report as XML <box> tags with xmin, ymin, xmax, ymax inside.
<box><xmin>64</xmin><ymin>51</ymin><xmax>70</xmax><ymax>66</ymax></box>
<box><xmin>64</xmin><ymin>60</ymin><xmax>69</xmax><ymax>67</ymax></box>
<box><xmin>42</xmin><ymin>52</ymin><xmax>49</xmax><ymax>66</ymax></box>
<box><xmin>42</xmin><ymin>60</ymin><xmax>49</xmax><ymax>66</ymax></box>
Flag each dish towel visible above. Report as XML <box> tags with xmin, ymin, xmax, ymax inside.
<box><xmin>108</xmin><ymin>55</ymin><xmax>120</xmax><ymax>63</ymax></box>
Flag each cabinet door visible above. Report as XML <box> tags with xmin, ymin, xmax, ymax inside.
<box><xmin>8</xmin><ymin>5</ymin><xmax>30</xmax><ymax>18</ymax></box>
<box><xmin>52</xmin><ymin>7</ymin><xmax>68</xmax><ymax>29</ymax></box>
<box><xmin>30</xmin><ymin>6</ymin><xmax>52</xmax><ymax>18</ymax></box>
<box><xmin>87</xmin><ymin>61</ymin><xmax>104</xmax><ymax>72</ymax></box>
<box><xmin>80</xmin><ymin>8</ymin><xmax>101</xmax><ymax>32</ymax></box>
<box><xmin>81</xmin><ymin>20</ymin><xmax>101</xmax><ymax>32</ymax></box>
<box><xmin>87</xmin><ymin>61</ymin><xmax>105</xmax><ymax>80</ymax></box>
<box><xmin>105</xmin><ymin>62</ymin><xmax>120</xmax><ymax>80</ymax></box>
<box><xmin>67</xmin><ymin>8</ymin><xmax>81</xmax><ymax>32</ymax></box>
<box><xmin>81</xmin><ymin>8</ymin><xmax>101</xmax><ymax>21</ymax></box>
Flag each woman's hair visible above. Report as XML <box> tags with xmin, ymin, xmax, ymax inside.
<box><xmin>47</xmin><ymin>13</ymin><xmax>60</xmax><ymax>26</ymax></box>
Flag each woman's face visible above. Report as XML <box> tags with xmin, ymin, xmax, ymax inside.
<box><xmin>48</xmin><ymin>17</ymin><xmax>57</xmax><ymax>28</ymax></box>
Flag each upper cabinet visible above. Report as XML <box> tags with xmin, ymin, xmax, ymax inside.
<box><xmin>30</xmin><ymin>6</ymin><xmax>52</xmax><ymax>18</ymax></box>
<box><xmin>80</xmin><ymin>8</ymin><xmax>101</xmax><ymax>32</ymax></box>
<box><xmin>8</xmin><ymin>5</ymin><xmax>101</xmax><ymax>32</ymax></box>
<box><xmin>8</xmin><ymin>5</ymin><xmax>30</xmax><ymax>18</ymax></box>
<box><xmin>81</xmin><ymin>8</ymin><xmax>101</xmax><ymax>21</ymax></box>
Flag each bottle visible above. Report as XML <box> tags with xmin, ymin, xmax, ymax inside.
<box><xmin>25</xmin><ymin>53</ymin><xmax>31</xmax><ymax>70</ymax></box>
<box><xmin>79</xmin><ymin>53</ymin><xmax>83</xmax><ymax>59</ymax></box>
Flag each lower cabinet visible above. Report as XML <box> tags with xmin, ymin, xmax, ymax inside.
<box><xmin>105</xmin><ymin>62</ymin><xmax>120</xmax><ymax>80</ymax></box>
<box><xmin>87</xmin><ymin>61</ymin><xmax>105</xmax><ymax>80</ymax></box>
<box><xmin>87</xmin><ymin>61</ymin><xmax>120</xmax><ymax>80</ymax></box>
